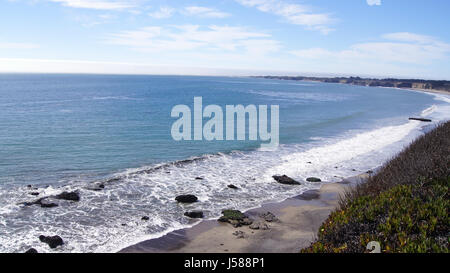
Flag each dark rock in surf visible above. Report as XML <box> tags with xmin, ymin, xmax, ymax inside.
<box><xmin>25</xmin><ymin>248</ymin><xmax>38</xmax><ymax>253</ymax></box>
<box><xmin>39</xmin><ymin>235</ymin><xmax>64</xmax><ymax>249</ymax></box>
<box><xmin>195</xmin><ymin>177</ymin><xmax>204</xmax><ymax>180</ymax></box>
<box><xmin>306</xmin><ymin>177</ymin><xmax>322</xmax><ymax>183</ymax></box>
<box><xmin>29</xmin><ymin>192</ymin><xmax>40</xmax><ymax>196</ymax></box>
<box><xmin>227</xmin><ymin>184</ymin><xmax>239</xmax><ymax>189</ymax></box>
<box><xmin>273</xmin><ymin>175</ymin><xmax>301</xmax><ymax>185</ymax></box>
<box><xmin>55</xmin><ymin>191</ymin><xmax>80</xmax><ymax>202</ymax></box>
<box><xmin>184</xmin><ymin>211</ymin><xmax>204</xmax><ymax>218</ymax></box>
<box><xmin>409</xmin><ymin>117</ymin><xmax>432</xmax><ymax>122</ymax></box>
<box><xmin>141</xmin><ymin>216</ymin><xmax>149</xmax><ymax>221</ymax></box>
<box><xmin>175</xmin><ymin>195</ymin><xmax>198</xmax><ymax>203</ymax></box>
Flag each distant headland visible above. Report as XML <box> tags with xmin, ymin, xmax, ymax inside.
<box><xmin>253</xmin><ymin>76</ymin><xmax>450</xmax><ymax>94</ymax></box>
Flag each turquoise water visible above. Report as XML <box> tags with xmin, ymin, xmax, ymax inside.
<box><xmin>0</xmin><ymin>74</ymin><xmax>448</xmax><ymax>252</ymax></box>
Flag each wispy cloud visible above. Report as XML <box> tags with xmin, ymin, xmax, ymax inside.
<box><xmin>290</xmin><ymin>32</ymin><xmax>450</xmax><ymax>65</ymax></box>
<box><xmin>366</xmin><ymin>0</ymin><xmax>382</xmax><ymax>6</ymax></box>
<box><xmin>183</xmin><ymin>6</ymin><xmax>231</xmax><ymax>18</ymax></box>
<box><xmin>235</xmin><ymin>0</ymin><xmax>334</xmax><ymax>34</ymax></box>
<box><xmin>148</xmin><ymin>6</ymin><xmax>175</xmax><ymax>19</ymax></box>
<box><xmin>49</xmin><ymin>0</ymin><xmax>135</xmax><ymax>10</ymax></box>
<box><xmin>105</xmin><ymin>25</ymin><xmax>280</xmax><ymax>55</ymax></box>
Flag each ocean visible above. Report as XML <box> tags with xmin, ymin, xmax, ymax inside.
<box><xmin>0</xmin><ymin>74</ymin><xmax>449</xmax><ymax>252</ymax></box>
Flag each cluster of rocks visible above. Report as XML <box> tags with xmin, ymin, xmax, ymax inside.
<box><xmin>272</xmin><ymin>175</ymin><xmax>322</xmax><ymax>185</ymax></box>
<box><xmin>218</xmin><ymin>210</ymin><xmax>253</xmax><ymax>228</ymax></box>
<box><xmin>217</xmin><ymin>209</ymin><xmax>280</xmax><ymax>231</ymax></box>
<box><xmin>23</xmin><ymin>191</ymin><xmax>81</xmax><ymax>208</ymax></box>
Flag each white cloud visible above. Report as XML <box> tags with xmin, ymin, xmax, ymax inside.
<box><xmin>290</xmin><ymin>32</ymin><xmax>450</xmax><ymax>65</ymax></box>
<box><xmin>0</xmin><ymin>42</ymin><xmax>39</xmax><ymax>49</ymax></box>
<box><xmin>105</xmin><ymin>25</ymin><xmax>280</xmax><ymax>55</ymax></box>
<box><xmin>235</xmin><ymin>0</ymin><xmax>334</xmax><ymax>34</ymax></box>
<box><xmin>183</xmin><ymin>6</ymin><xmax>231</xmax><ymax>18</ymax></box>
<box><xmin>49</xmin><ymin>0</ymin><xmax>135</xmax><ymax>10</ymax></box>
<box><xmin>149</xmin><ymin>6</ymin><xmax>175</xmax><ymax>19</ymax></box>
<box><xmin>366</xmin><ymin>0</ymin><xmax>381</xmax><ymax>6</ymax></box>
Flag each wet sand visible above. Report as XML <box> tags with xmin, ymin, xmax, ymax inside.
<box><xmin>120</xmin><ymin>174</ymin><xmax>369</xmax><ymax>253</ymax></box>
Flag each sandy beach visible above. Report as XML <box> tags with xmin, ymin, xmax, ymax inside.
<box><xmin>120</xmin><ymin>174</ymin><xmax>369</xmax><ymax>253</ymax></box>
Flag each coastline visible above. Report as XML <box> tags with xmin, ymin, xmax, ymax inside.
<box><xmin>120</xmin><ymin>174</ymin><xmax>369</xmax><ymax>253</ymax></box>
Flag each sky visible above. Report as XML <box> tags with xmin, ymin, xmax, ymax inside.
<box><xmin>1</xmin><ymin>0</ymin><xmax>450</xmax><ymax>79</ymax></box>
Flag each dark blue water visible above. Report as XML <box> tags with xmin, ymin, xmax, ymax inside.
<box><xmin>0</xmin><ymin>74</ymin><xmax>448</xmax><ymax>252</ymax></box>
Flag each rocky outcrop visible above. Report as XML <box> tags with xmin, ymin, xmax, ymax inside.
<box><xmin>141</xmin><ymin>216</ymin><xmax>149</xmax><ymax>221</ymax></box>
<box><xmin>184</xmin><ymin>211</ymin><xmax>204</xmax><ymax>218</ymax></box>
<box><xmin>218</xmin><ymin>210</ymin><xmax>253</xmax><ymax>227</ymax></box>
<box><xmin>273</xmin><ymin>175</ymin><xmax>301</xmax><ymax>185</ymax></box>
<box><xmin>175</xmin><ymin>195</ymin><xmax>198</xmax><ymax>203</ymax></box>
<box><xmin>227</xmin><ymin>184</ymin><xmax>239</xmax><ymax>189</ymax></box>
<box><xmin>39</xmin><ymin>235</ymin><xmax>64</xmax><ymax>249</ymax></box>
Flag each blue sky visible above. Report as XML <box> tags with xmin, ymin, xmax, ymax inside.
<box><xmin>1</xmin><ymin>0</ymin><xmax>450</xmax><ymax>79</ymax></box>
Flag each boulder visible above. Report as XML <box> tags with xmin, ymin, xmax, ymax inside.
<box><xmin>55</xmin><ymin>191</ymin><xmax>80</xmax><ymax>202</ymax></box>
<box><xmin>306</xmin><ymin>177</ymin><xmax>321</xmax><ymax>183</ymax></box>
<box><xmin>29</xmin><ymin>192</ymin><xmax>40</xmax><ymax>196</ymax></box>
<box><xmin>272</xmin><ymin>175</ymin><xmax>301</xmax><ymax>185</ymax></box>
<box><xmin>141</xmin><ymin>216</ymin><xmax>149</xmax><ymax>221</ymax></box>
<box><xmin>25</xmin><ymin>248</ymin><xmax>38</xmax><ymax>253</ymax></box>
<box><xmin>39</xmin><ymin>235</ymin><xmax>64</xmax><ymax>249</ymax></box>
<box><xmin>227</xmin><ymin>184</ymin><xmax>239</xmax><ymax>189</ymax></box>
<box><xmin>195</xmin><ymin>177</ymin><xmax>204</xmax><ymax>180</ymax></box>
<box><xmin>175</xmin><ymin>195</ymin><xmax>198</xmax><ymax>203</ymax></box>
<box><xmin>184</xmin><ymin>211</ymin><xmax>204</xmax><ymax>218</ymax></box>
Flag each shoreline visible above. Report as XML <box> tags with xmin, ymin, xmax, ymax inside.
<box><xmin>120</xmin><ymin>174</ymin><xmax>369</xmax><ymax>253</ymax></box>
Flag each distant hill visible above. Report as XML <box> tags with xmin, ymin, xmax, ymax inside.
<box><xmin>254</xmin><ymin>76</ymin><xmax>450</xmax><ymax>93</ymax></box>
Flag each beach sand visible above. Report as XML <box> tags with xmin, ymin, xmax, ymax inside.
<box><xmin>120</xmin><ymin>174</ymin><xmax>369</xmax><ymax>253</ymax></box>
